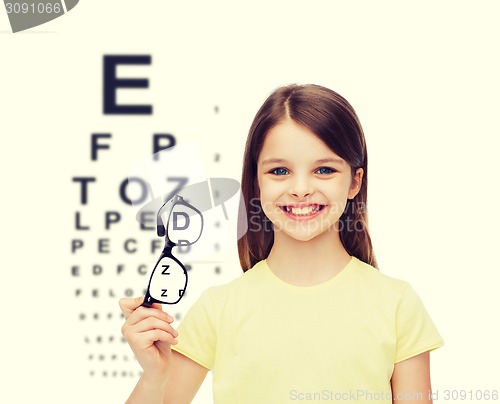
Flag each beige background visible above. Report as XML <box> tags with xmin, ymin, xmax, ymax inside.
<box><xmin>1</xmin><ymin>1</ymin><xmax>500</xmax><ymax>403</ymax></box>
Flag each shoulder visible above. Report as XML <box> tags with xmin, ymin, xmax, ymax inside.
<box><xmin>350</xmin><ymin>256</ymin><xmax>413</xmax><ymax>301</ymax></box>
<box><xmin>197</xmin><ymin>260</ymin><xmax>266</xmax><ymax>304</ymax></box>
<box><xmin>350</xmin><ymin>258</ymin><xmax>438</xmax><ymax>334</ymax></box>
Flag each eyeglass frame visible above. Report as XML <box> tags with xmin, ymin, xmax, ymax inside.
<box><xmin>142</xmin><ymin>194</ymin><xmax>204</xmax><ymax>307</ymax></box>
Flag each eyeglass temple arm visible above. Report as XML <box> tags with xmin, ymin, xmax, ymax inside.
<box><xmin>156</xmin><ymin>195</ymin><xmax>182</xmax><ymax>237</ymax></box>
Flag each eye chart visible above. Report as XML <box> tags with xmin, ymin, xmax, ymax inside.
<box><xmin>69</xmin><ymin>55</ymin><xmax>244</xmax><ymax>380</ymax></box>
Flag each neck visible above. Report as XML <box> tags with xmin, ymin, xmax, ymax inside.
<box><xmin>266</xmin><ymin>225</ymin><xmax>352</xmax><ymax>286</ymax></box>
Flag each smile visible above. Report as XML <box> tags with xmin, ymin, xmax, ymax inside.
<box><xmin>279</xmin><ymin>204</ymin><xmax>326</xmax><ymax>219</ymax></box>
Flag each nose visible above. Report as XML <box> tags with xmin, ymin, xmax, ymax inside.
<box><xmin>289</xmin><ymin>175</ymin><xmax>313</xmax><ymax>199</ymax></box>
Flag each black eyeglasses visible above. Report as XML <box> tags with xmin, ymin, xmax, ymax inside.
<box><xmin>142</xmin><ymin>194</ymin><xmax>204</xmax><ymax>307</ymax></box>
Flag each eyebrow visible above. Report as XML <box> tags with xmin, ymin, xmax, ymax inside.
<box><xmin>260</xmin><ymin>157</ymin><xmax>345</xmax><ymax>165</ymax></box>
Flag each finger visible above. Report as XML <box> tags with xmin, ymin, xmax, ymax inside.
<box><xmin>126</xmin><ymin>306</ymin><xmax>174</xmax><ymax>327</ymax></box>
<box><xmin>146</xmin><ymin>329</ymin><xmax>178</xmax><ymax>345</ymax></box>
<box><xmin>130</xmin><ymin>317</ymin><xmax>178</xmax><ymax>338</ymax></box>
<box><xmin>152</xmin><ymin>304</ymin><xmax>176</xmax><ymax>323</ymax></box>
<box><xmin>118</xmin><ymin>296</ymin><xmax>145</xmax><ymax>319</ymax></box>
<box><xmin>131</xmin><ymin>329</ymin><xmax>178</xmax><ymax>349</ymax></box>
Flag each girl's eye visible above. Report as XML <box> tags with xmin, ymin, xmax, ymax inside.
<box><xmin>270</xmin><ymin>167</ymin><xmax>289</xmax><ymax>176</ymax></box>
<box><xmin>316</xmin><ymin>167</ymin><xmax>336</xmax><ymax>175</ymax></box>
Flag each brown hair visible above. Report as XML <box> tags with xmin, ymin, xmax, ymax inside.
<box><xmin>237</xmin><ymin>84</ymin><xmax>378</xmax><ymax>271</ymax></box>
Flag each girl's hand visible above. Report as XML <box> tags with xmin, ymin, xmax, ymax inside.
<box><xmin>119</xmin><ymin>296</ymin><xmax>178</xmax><ymax>380</ymax></box>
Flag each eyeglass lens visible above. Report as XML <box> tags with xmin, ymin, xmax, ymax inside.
<box><xmin>146</xmin><ymin>256</ymin><xmax>187</xmax><ymax>305</ymax></box>
<box><xmin>164</xmin><ymin>201</ymin><xmax>203</xmax><ymax>245</ymax></box>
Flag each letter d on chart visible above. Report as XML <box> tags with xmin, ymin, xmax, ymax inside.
<box><xmin>4</xmin><ymin>0</ymin><xmax>79</xmax><ymax>33</ymax></box>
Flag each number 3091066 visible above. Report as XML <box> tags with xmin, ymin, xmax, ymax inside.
<box><xmin>5</xmin><ymin>2</ymin><xmax>62</xmax><ymax>14</ymax></box>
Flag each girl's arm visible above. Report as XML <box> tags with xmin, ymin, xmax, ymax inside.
<box><xmin>162</xmin><ymin>351</ymin><xmax>209</xmax><ymax>404</ymax></box>
<box><xmin>391</xmin><ymin>351</ymin><xmax>433</xmax><ymax>403</ymax></box>
<box><xmin>120</xmin><ymin>297</ymin><xmax>209</xmax><ymax>404</ymax></box>
<box><xmin>126</xmin><ymin>351</ymin><xmax>208</xmax><ymax>404</ymax></box>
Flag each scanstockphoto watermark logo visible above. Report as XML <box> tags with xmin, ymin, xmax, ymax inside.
<box><xmin>3</xmin><ymin>0</ymin><xmax>79</xmax><ymax>32</ymax></box>
<box><xmin>289</xmin><ymin>389</ymin><xmax>424</xmax><ymax>402</ymax></box>
<box><xmin>248</xmin><ymin>198</ymin><xmax>368</xmax><ymax>234</ymax></box>
<box><xmin>289</xmin><ymin>388</ymin><xmax>500</xmax><ymax>401</ymax></box>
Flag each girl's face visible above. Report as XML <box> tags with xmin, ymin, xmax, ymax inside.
<box><xmin>256</xmin><ymin>119</ymin><xmax>363</xmax><ymax>242</ymax></box>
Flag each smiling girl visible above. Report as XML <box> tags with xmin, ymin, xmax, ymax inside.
<box><xmin>120</xmin><ymin>84</ymin><xmax>444</xmax><ymax>404</ymax></box>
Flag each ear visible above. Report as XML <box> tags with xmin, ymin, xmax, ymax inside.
<box><xmin>348</xmin><ymin>168</ymin><xmax>364</xmax><ymax>200</ymax></box>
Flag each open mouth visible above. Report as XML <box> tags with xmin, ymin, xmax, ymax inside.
<box><xmin>279</xmin><ymin>204</ymin><xmax>327</xmax><ymax>218</ymax></box>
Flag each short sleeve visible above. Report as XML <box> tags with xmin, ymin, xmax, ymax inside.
<box><xmin>395</xmin><ymin>284</ymin><xmax>444</xmax><ymax>363</ymax></box>
<box><xmin>171</xmin><ymin>289</ymin><xmax>217</xmax><ymax>370</ymax></box>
